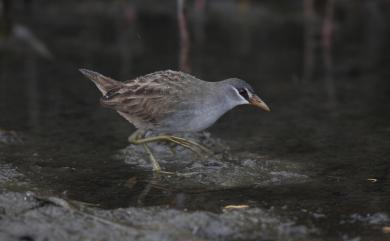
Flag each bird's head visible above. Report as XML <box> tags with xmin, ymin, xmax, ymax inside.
<box><xmin>223</xmin><ymin>78</ymin><xmax>270</xmax><ymax>112</ymax></box>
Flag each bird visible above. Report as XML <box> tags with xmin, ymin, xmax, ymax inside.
<box><xmin>79</xmin><ymin>69</ymin><xmax>270</xmax><ymax>172</ymax></box>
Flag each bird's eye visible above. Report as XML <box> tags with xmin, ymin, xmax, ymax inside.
<box><xmin>238</xmin><ymin>88</ymin><xmax>249</xmax><ymax>100</ymax></box>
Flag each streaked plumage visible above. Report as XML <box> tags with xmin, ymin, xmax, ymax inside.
<box><xmin>102</xmin><ymin>70</ymin><xmax>201</xmax><ymax>131</ymax></box>
<box><xmin>80</xmin><ymin>69</ymin><xmax>269</xmax><ymax>133</ymax></box>
<box><xmin>79</xmin><ymin>68</ymin><xmax>270</xmax><ymax>172</ymax></box>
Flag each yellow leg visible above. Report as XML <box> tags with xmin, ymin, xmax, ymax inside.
<box><xmin>141</xmin><ymin>142</ymin><xmax>175</xmax><ymax>175</ymax></box>
<box><xmin>142</xmin><ymin>144</ymin><xmax>161</xmax><ymax>171</ymax></box>
<box><xmin>130</xmin><ymin>134</ymin><xmax>210</xmax><ymax>157</ymax></box>
<box><xmin>128</xmin><ymin>130</ymin><xmax>161</xmax><ymax>172</ymax></box>
<box><xmin>169</xmin><ymin>136</ymin><xmax>213</xmax><ymax>155</ymax></box>
<box><xmin>128</xmin><ymin>130</ymin><xmax>213</xmax><ymax>172</ymax></box>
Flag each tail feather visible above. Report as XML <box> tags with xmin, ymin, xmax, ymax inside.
<box><xmin>79</xmin><ymin>68</ymin><xmax>120</xmax><ymax>95</ymax></box>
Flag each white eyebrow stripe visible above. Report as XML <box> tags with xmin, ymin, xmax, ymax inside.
<box><xmin>245</xmin><ymin>88</ymin><xmax>253</xmax><ymax>98</ymax></box>
<box><xmin>231</xmin><ymin>86</ymin><xmax>250</xmax><ymax>104</ymax></box>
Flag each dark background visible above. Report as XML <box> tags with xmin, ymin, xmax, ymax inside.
<box><xmin>1</xmin><ymin>0</ymin><xmax>390</xmax><ymax>240</ymax></box>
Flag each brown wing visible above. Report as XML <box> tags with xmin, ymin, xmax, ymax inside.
<box><xmin>100</xmin><ymin>71</ymin><xmax>185</xmax><ymax>126</ymax></box>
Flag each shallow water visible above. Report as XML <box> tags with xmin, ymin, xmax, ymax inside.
<box><xmin>1</xmin><ymin>1</ymin><xmax>390</xmax><ymax>240</ymax></box>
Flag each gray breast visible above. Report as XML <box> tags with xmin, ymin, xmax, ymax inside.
<box><xmin>156</xmin><ymin>82</ymin><xmax>234</xmax><ymax>132</ymax></box>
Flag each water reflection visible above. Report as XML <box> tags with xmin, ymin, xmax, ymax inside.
<box><xmin>0</xmin><ymin>0</ymin><xmax>390</xmax><ymax>240</ymax></box>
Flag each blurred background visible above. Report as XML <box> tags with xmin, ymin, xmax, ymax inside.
<box><xmin>1</xmin><ymin>0</ymin><xmax>390</xmax><ymax>240</ymax></box>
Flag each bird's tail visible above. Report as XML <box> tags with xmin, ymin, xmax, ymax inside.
<box><xmin>79</xmin><ymin>68</ymin><xmax>121</xmax><ymax>95</ymax></box>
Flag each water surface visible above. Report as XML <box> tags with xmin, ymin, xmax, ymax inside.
<box><xmin>1</xmin><ymin>1</ymin><xmax>390</xmax><ymax>240</ymax></box>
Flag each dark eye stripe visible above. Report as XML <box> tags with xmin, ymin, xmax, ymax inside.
<box><xmin>238</xmin><ymin>88</ymin><xmax>249</xmax><ymax>100</ymax></box>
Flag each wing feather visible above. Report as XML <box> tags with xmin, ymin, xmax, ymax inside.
<box><xmin>100</xmin><ymin>75</ymin><xmax>180</xmax><ymax>127</ymax></box>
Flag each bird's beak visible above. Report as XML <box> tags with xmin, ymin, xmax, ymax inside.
<box><xmin>249</xmin><ymin>95</ymin><xmax>270</xmax><ymax>112</ymax></box>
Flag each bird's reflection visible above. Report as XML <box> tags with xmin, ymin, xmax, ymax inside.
<box><xmin>126</xmin><ymin>172</ymin><xmax>175</xmax><ymax>206</ymax></box>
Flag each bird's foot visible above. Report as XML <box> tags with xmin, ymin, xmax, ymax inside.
<box><xmin>129</xmin><ymin>131</ymin><xmax>215</xmax><ymax>171</ymax></box>
<box><xmin>168</xmin><ymin>136</ymin><xmax>214</xmax><ymax>156</ymax></box>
